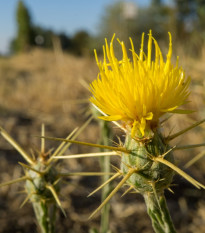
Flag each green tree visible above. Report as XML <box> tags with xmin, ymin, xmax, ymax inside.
<box><xmin>96</xmin><ymin>1</ymin><xmax>175</xmax><ymax>57</ymax></box>
<box><xmin>96</xmin><ymin>1</ymin><xmax>138</xmax><ymax>57</ymax></box>
<box><xmin>71</xmin><ymin>31</ymin><xmax>90</xmax><ymax>56</ymax></box>
<box><xmin>173</xmin><ymin>0</ymin><xmax>205</xmax><ymax>56</ymax></box>
<box><xmin>15</xmin><ymin>0</ymin><xmax>33</xmax><ymax>52</ymax></box>
<box><xmin>32</xmin><ymin>26</ymin><xmax>54</xmax><ymax>48</ymax></box>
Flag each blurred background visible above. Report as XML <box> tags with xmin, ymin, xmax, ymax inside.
<box><xmin>0</xmin><ymin>0</ymin><xmax>205</xmax><ymax>232</ymax></box>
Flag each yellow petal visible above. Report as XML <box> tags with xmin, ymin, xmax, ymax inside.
<box><xmin>139</xmin><ymin>118</ymin><xmax>146</xmax><ymax>136</ymax></box>
<box><xmin>90</xmin><ymin>31</ymin><xmax>191</xmax><ymax>137</ymax></box>
<box><xmin>98</xmin><ymin>115</ymin><xmax>123</xmax><ymax>121</ymax></box>
<box><xmin>145</xmin><ymin>112</ymin><xmax>153</xmax><ymax>120</ymax></box>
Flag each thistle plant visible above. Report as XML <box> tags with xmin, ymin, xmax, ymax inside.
<box><xmin>0</xmin><ymin>118</ymin><xmax>113</xmax><ymax>233</ymax></box>
<box><xmin>17</xmin><ymin>30</ymin><xmax>205</xmax><ymax>232</ymax></box>
<box><xmin>88</xmin><ymin>30</ymin><xmax>205</xmax><ymax>232</ymax></box>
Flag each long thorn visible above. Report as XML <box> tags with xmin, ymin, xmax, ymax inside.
<box><xmin>89</xmin><ymin>168</ymin><xmax>135</xmax><ymax>219</ymax></box>
<box><xmin>160</xmin><ymin>115</ymin><xmax>173</xmax><ymax>125</ymax></box>
<box><xmin>111</xmin><ymin>164</ymin><xmax>121</xmax><ymax>173</ymax></box>
<box><xmin>47</xmin><ymin>116</ymin><xmax>94</xmax><ymax>164</ymax></box>
<box><xmin>167</xmin><ymin>188</ymin><xmax>174</xmax><ymax>194</ymax></box>
<box><xmin>161</xmin><ymin>147</ymin><xmax>175</xmax><ymax>158</ymax></box>
<box><xmin>69</xmin><ymin>115</ymin><xmax>94</xmax><ymax>141</ymax></box>
<box><xmin>53</xmin><ymin>151</ymin><xmax>119</xmax><ymax>160</ymax></box>
<box><xmin>166</xmin><ymin>119</ymin><xmax>205</xmax><ymax>141</ymax></box>
<box><xmin>155</xmin><ymin>157</ymin><xmax>205</xmax><ymax>189</ymax></box>
<box><xmin>88</xmin><ymin>172</ymin><xmax>121</xmax><ymax>197</ymax></box>
<box><xmin>121</xmin><ymin>186</ymin><xmax>134</xmax><ymax>197</ymax></box>
<box><xmin>58</xmin><ymin>172</ymin><xmax>115</xmax><ymax>177</ymax></box>
<box><xmin>47</xmin><ymin>128</ymin><xmax>78</xmax><ymax>164</ymax></box>
<box><xmin>184</xmin><ymin>150</ymin><xmax>205</xmax><ymax>168</ymax></box>
<box><xmin>49</xmin><ymin>115</ymin><xmax>93</xmax><ymax>163</ymax></box>
<box><xmin>46</xmin><ymin>185</ymin><xmax>66</xmax><ymax>216</ymax></box>
<box><xmin>20</xmin><ymin>192</ymin><xmax>34</xmax><ymax>208</ymax></box>
<box><xmin>41</xmin><ymin>124</ymin><xmax>45</xmax><ymax>154</ymax></box>
<box><xmin>18</xmin><ymin>162</ymin><xmax>44</xmax><ymax>175</ymax></box>
<box><xmin>0</xmin><ymin>127</ymin><xmax>34</xmax><ymax>165</ymax></box>
<box><xmin>0</xmin><ymin>176</ymin><xmax>28</xmax><ymax>187</ymax></box>
<box><xmin>38</xmin><ymin>136</ymin><xmax>130</xmax><ymax>153</ymax></box>
<box><xmin>174</xmin><ymin>143</ymin><xmax>205</xmax><ymax>150</ymax></box>
<box><xmin>30</xmin><ymin>149</ymin><xmax>36</xmax><ymax>160</ymax></box>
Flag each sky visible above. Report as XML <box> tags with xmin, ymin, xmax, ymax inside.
<box><xmin>0</xmin><ymin>0</ymin><xmax>159</xmax><ymax>54</ymax></box>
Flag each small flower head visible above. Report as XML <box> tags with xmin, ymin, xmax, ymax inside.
<box><xmin>90</xmin><ymin>31</ymin><xmax>191</xmax><ymax>137</ymax></box>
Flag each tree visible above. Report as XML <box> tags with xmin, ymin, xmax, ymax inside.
<box><xmin>98</xmin><ymin>1</ymin><xmax>138</xmax><ymax>41</ymax></box>
<box><xmin>32</xmin><ymin>26</ymin><xmax>54</xmax><ymax>48</ymax></box>
<box><xmin>71</xmin><ymin>31</ymin><xmax>90</xmax><ymax>56</ymax></box>
<box><xmin>95</xmin><ymin>1</ymin><xmax>139</xmax><ymax>57</ymax></box>
<box><xmin>96</xmin><ymin>1</ymin><xmax>175</xmax><ymax>57</ymax></box>
<box><xmin>15</xmin><ymin>0</ymin><xmax>33</xmax><ymax>52</ymax></box>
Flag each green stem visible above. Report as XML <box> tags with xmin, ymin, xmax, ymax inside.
<box><xmin>33</xmin><ymin>201</ymin><xmax>56</xmax><ymax>233</ymax></box>
<box><xmin>99</xmin><ymin>121</ymin><xmax>112</xmax><ymax>233</ymax></box>
<box><xmin>144</xmin><ymin>193</ymin><xmax>177</xmax><ymax>233</ymax></box>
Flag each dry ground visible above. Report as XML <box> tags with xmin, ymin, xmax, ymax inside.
<box><xmin>0</xmin><ymin>46</ymin><xmax>205</xmax><ymax>233</ymax></box>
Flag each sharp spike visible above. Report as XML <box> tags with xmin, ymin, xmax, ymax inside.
<box><xmin>29</xmin><ymin>148</ymin><xmax>36</xmax><ymax>160</ymax></box>
<box><xmin>120</xmin><ymin>160</ymin><xmax>133</xmax><ymax>170</ymax></box>
<box><xmin>174</xmin><ymin>143</ymin><xmax>205</xmax><ymax>150</ymax></box>
<box><xmin>130</xmin><ymin>190</ymin><xmax>140</xmax><ymax>194</ymax></box>
<box><xmin>53</xmin><ymin>178</ymin><xmax>61</xmax><ymax>186</ymax></box>
<box><xmin>53</xmin><ymin>151</ymin><xmax>119</xmax><ymax>160</ymax></box>
<box><xmin>161</xmin><ymin>147</ymin><xmax>175</xmax><ymax>158</ymax></box>
<box><xmin>16</xmin><ymin>189</ymin><xmax>27</xmax><ymax>194</ymax></box>
<box><xmin>154</xmin><ymin>157</ymin><xmax>205</xmax><ymax>189</ymax></box>
<box><xmin>46</xmin><ymin>185</ymin><xmax>66</xmax><ymax>217</ymax></box>
<box><xmin>184</xmin><ymin>150</ymin><xmax>205</xmax><ymax>168</ymax></box>
<box><xmin>72</xmin><ymin>115</ymin><xmax>94</xmax><ymax>139</ymax></box>
<box><xmin>47</xmin><ymin>116</ymin><xmax>94</xmax><ymax>164</ymax></box>
<box><xmin>20</xmin><ymin>192</ymin><xmax>34</xmax><ymax>208</ymax></box>
<box><xmin>166</xmin><ymin>119</ymin><xmax>205</xmax><ymax>142</ymax></box>
<box><xmin>59</xmin><ymin>115</ymin><xmax>94</xmax><ymax>154</ymax></box>
<box><xmin>0</xmin><ymin>127</ymin><xmax>34</xmax><ymax>165</ymax></box>
<box><xmin>89</xmin><ymin>168</ymin><xmax>135</xmax><ymax>219</ymax></box>
<box><xmin>58</xmin><ymin>172</ymin><xmax>115</xmax><ymax>177</ymax></box>
<box><xmin>111</xmin><ymin>164</ymin><xmax>121</xmax><ymax>173</ymax></box>
<box><xmin>160</xmin><ymin>114</ymin><xmax>173</xmax><ymax>125</ymax></box>
<box><xmin>121</xmin><ymin>185</ymin><xmax>134</xmax><ymax>197</ymax></box>
<box><xmin>0</xmin><ymin>176</ymin><xmax>28</xmax><ymax>188</ymax></box>
<box><xmin>141</xmin><ymin>162</ymin><xmax>151</xmax><ymax>170</ymax></box>
<box><xmin>18</xmin><ymin>162</ymin><xmax>44</xmax><ymax>175</ymax></box>
<box><xmin>79</xmin><ymin>78</ymin><xmax>90</xmax><ymax>90</ymax></box>
<box><xmin>47</xmin><ymin>128</ymin><xmax>78</xmax><ymax>163</ymax></box>
<box><xmin>167</xmin><ymin>188</ymin><xmax>174</xmax><ymax>194</ymax></box>
<box><xmin>87</xmin><ymin>172</ymin><xmax>120</xmax><ymax>197</ymax></box>
<box><xmin>38</xmin><ymin>136</ymin><xmax>130</xmax><ymax>153</ymax></box>
<box><xmin>41</xmin><ymin>124</ymin><xmax>45</xmax><ymax>154</ymax></box>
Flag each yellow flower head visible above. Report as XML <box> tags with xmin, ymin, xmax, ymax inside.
<box><xmin>90</xmin><ymin>31</ymin><xmax>191</xmax><ymax>137</ymax></box>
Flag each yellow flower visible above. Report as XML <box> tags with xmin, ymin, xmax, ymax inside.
<box><xmin>90</xmin><ymin>31</ymin><xmax>191</xmax><ymax>137</ymax></box>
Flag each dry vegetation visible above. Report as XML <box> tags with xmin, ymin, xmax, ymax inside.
<box><xmin>0</xmin><ymin>45</ymin><xmax>205</xmax><ymax>233</ymax></box>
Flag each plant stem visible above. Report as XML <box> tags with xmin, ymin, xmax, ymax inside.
<box><xmin>143</xmin><ymin>193</ymin><xmax>177</xmax><ymax>233</ymax></box>
<box><xmin>33</xmin><ymin>201</ymin><xmax>56</xmax><ymax>233</ymax></box>
<box><xmin>99</xmin><ymin>121</ymin><xmax>112</xmax><ymax>233</ymax></box>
